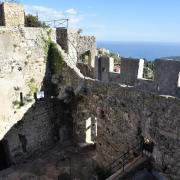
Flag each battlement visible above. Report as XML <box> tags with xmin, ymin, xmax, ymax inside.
<box><xmin>95</xmin><ymin>57</ymin><xmax>180</xmax><ymax>97</ymax></box>
<box><xmin>0</xmin><ymin>2</ymin><xmax>24</xmax><ymax>27</ymax></box>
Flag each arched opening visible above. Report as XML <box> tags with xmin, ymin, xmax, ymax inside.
<box><xmin>0</xmin><ymin>140</ymin><xmax>11</xmax><ymax>171</ymax></box>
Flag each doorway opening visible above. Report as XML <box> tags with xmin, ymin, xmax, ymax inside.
<box><xmin>0</xmin><ymin>140</ymin><xmax>10</xmax><ymax>171</ymax></box>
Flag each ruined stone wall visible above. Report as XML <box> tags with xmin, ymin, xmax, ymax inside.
<box><xmin>78</xmin><ymin>36</ymin><xmax>96</xmax><ymax>55</ymax></box>
<box><xmin>60</xmin><ymin>64</ymin><xmax>180</xmax><ymax>180</ymax></box>
<box><xmin>95</xmin><ymin>57</ymin><xmax>180</xmax><ymax>97</ymax></box>
<box><xmin>154</xmin><ymin>59</ymin><xmax>180</xmax><ymax>96</ymax></box>
<box><xmin>119</xmin><ymin>58</ymin><xmax>142</xmax><ymax>85</ymax></box>
<box><xmin>56</xmin><ymin>28</ymin><xmax>68</xmax><ymax>53</ymax></box>
<box><xmin>0</xmin><ymin>27</ymin><xmax>57</xmax><ymax>164</ymax></box>
<box><xmin>56</xmin><ymin>28</ymin><xmax>96</xmax><ymax>66</ymax></box>
<box><xmin>79</xmin><ymin>35</ymin><xmax>96</xmax><ymax>67</ymax></box>
<box><xmin>4</xmin><ymin>101</ymin><xmax>54</xmax><ymax>164</ymax></box>
<box><xmin>56</xmin><ymin>28</ymin><xmax>78</xmax><ymax>65</ymax></box>
<box><xmin>77</xmin><ymin>63</ymin><xmax>94</xmax><ymax>78</ymax></box>
<box><xmin>0</xmin><ymin>3</ymin><xmax>25</xmax><ymax>27</ymax></box>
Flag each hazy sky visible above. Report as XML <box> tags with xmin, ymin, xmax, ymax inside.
<box><xmin>21</xmin><ymin>0</ymin><xmax>180</xmax><ymax>42</ymax></box>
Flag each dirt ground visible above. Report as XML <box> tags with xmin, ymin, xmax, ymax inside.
<box><xmin>0</xmin><ymin>142</ymin><xmax>98</xmax><ymax>180</ymax></box>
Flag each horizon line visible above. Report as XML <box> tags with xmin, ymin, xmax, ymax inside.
<box><xmin>96</xmin><ymin>40</ymin><xmax>180</xmax><ymax>44</ymax></box>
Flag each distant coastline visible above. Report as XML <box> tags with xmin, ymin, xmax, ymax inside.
<box><xmin>97</xmin><ymin>41</ymin><xmax>180</xmax><ymax>61</ymax></box>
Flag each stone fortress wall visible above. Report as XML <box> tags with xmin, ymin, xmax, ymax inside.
<box><xmin>61</xmin><ymin>62</ymin><xmax>180</xmax><ymax>180</ymax></box>
<box><xmin>0</xmin><ymin>2</ymin><xmax>59</xmax><ymax>165</ymax></box>
<box><xmin>0</xmin><ymin>2</ymin><xmax>24</xmax><ymax>27</ymax></box>
<box><xmin>95</xmin><ymin>56</ymin><xmax>180</xmax><ymax>97</ymax></box>
<box><xmin>0</xmin><ymin>2</ymin><xmax>95</xmax><ymax>166</ymax></box>
<box><xmin>0</xmin><ymin>2</ymin><xmax>179</xmax><ymax>180</ymax></box>
<box><xmin>0</xmin><ymin>26</ymin><xmax>57</xmax><ymax>164</ymax></box>
<box><xmin>56</xmin><ymin>28</ymin><xmax>96</xmax><ymax>66</ymax></box>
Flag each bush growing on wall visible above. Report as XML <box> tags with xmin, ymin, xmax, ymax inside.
<box><xmin>48</xmin><ymin>42</ymin><xmax>64</xmax><ymax>75</ymax></box>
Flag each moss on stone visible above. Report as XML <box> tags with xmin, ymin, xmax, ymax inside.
<box><xmin>42</xmin><ymin>29</ymin><xmax>53</xmax><ymax>58</ymax></box>
<box><xmin>28</xmin><ymin>78</ymin><xmax>38</xmax><ymax>94</ymax></box>
<box><xmin>12</xmin><ymin>100</ymin><xmax>24</xmax><ymax>109</ymax></box>
<box><xmin>48</xmin><ymin>42</ymin><xmax>64</xmax><ymax>75</ymax></box>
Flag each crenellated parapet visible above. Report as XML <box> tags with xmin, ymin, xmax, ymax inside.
<box><xmin>153</xmin><ymin>59</ymin><xmax>180</xmax><ymax>96</ymax></box>
<box><xmin>95</xmin><ymin>56</ymin><xmax>114</xmax><ymax>82</ymax></box>
<box><xmin>95</xmin><ymin>56</ymin><xmax>180</xmax><ymax>97</ymax></box>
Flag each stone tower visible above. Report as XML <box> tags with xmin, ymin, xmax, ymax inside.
<box><xmin>0</xmin><ymin>2</ymin><xmax>24</xmax><ymax>27</ymax></box>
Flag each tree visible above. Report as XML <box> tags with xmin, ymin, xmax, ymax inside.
<box><xmin>25</xmin><ymin>14</ymin><xmax>48</xmax><ymax>27</ymax></box>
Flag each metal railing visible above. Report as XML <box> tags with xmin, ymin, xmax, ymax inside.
<box><xmin>107</xmin><ymin>143</ymin><xmax>142</xmax><ymax>173</ymax></box>
<box><xmin>43</xmin><ymin>19</ymin><xmax>69</xmax><ymax>28</ymax></box>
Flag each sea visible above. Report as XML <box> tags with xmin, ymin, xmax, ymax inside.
<box><xmin>97</xmin><ymin>41</ymin><xmax>180</xmax><ymax>61</ymax></box>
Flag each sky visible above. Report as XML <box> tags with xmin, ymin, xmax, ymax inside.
<box><xmin>20</xmin><ymin>0</ymin><xmax>180</xmax><ymax>42</ymax></box>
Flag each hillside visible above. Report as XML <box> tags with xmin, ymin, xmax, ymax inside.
<box><xmin>162</xmin><ymin>56</ymin><xmax>180</xmax><ymax>61</ymax></box>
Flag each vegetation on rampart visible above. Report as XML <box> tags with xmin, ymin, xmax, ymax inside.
<box><xmin>25</xmin><ymin>14</ymin><xmax>48</xmax><ymax>27</ymax></box>
<box><xmin>48</xmin><ymin>42</ymin><xmax>64</xmax><ymax>75</ymax></box>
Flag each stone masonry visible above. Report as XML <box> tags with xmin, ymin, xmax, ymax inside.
<box><xmin>56</xmin><ymin>28</ymin><xmax>96</xmax><ymax>66</ymax></box>
<box><xmin>59</xmin><ymin>62</ymin><xmax>180</xmax><ymax>180</ymax></box>
<box><xmin>95</xmin><ymin>56</ymin><xmax>180</xmax><ymax>97</ymax></box>
<box><xmin>0</xmin><ymin>3</ymin><xmax>179</xmax><ymax>180</ymax></box>
<box><xmin>0</xmin><ymin>26</ymin><xmax>56</xmax><ymax>164</ymax></box>
<box><xmin>0</xmin><ymin>2</ymin><xmax>25</xmax><ymax>27</ymax></box>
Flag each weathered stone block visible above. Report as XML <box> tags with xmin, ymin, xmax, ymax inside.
<box><xmin>0</xmin><ymin>3</ymin><xmax>25</xmax><ymax>27</ymax></box>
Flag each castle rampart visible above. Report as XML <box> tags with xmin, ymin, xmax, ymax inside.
<box><xmin>95</xmin><ymin>56</ymin><xmax>180</xmax><ymax>97</ymax></box>
<box><xmin>60</xmin><ymin>62</ymin><xmax>180</xmax><ymax>180</ymax></box>
<box><xmin>0</xmin><ymin>3</ymin><xmax>179</xmax><ymax>179</ymax></box>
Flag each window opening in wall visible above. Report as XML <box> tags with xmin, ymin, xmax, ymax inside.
<box><xmin>86</xmin><ymin>117</ymin><xmax>93</xmax><ymax>144</ymax></box>
<box><xmin>177</xmin><ymin>72</ymin><xmax>180</xmax><ymax>87</ymax></box>
<box><xmin>79</xmin><ymin>50</ymin><xmax>91</xmax><ymax>64</ymax></box>
<box><xmin>113</xmin><ymin>63</ymin><xmax>120</xmax><ymax>73</ymax></box>
<box><xmin>85</xmin><ymin>116</ymin><xmax>97</xmax><ymax>145</ymax></box>
<box><xmin>143</xmin><ymin>61</ymin><xmax>154</xmax><ymax>80</ymax></box>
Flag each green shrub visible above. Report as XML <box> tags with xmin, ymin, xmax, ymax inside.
<box><xmin>25</xmin><ymin>14</ymin><xmax>48</xmax><ymax>27</ymax></box>
<box><xmin>48</xmin><ymin>42</ymin><xmax>64</xmax><ymax>75</ymax></box>
<box><xmin>143</xmin><ymin>61</ymin><xmax>154</xmax><ymax>80</ymax></box>
<box><xmin>12</xmin><ymin>100</ymin><xmax>24</xmax><ymax>108</ymax></box>
<box><xmin>28</xmin><ymin>78</ymin><xmax>38</xmax><ymax>94</ymax></box>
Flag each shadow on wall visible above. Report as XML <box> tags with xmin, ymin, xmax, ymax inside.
<box><xmin>0</xmin><ymin>48</ymin><xmax>76</xmax><ymax>171</ymax></box>
<box><xmin>68</xmin><ymin>83</ymin><xmax>97</xmax><ymax>145</ymax></box>
<box><xmin>0</xmin><ymin>48</ymin><xmax>54</xmax><ymax>170</ymax></box>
